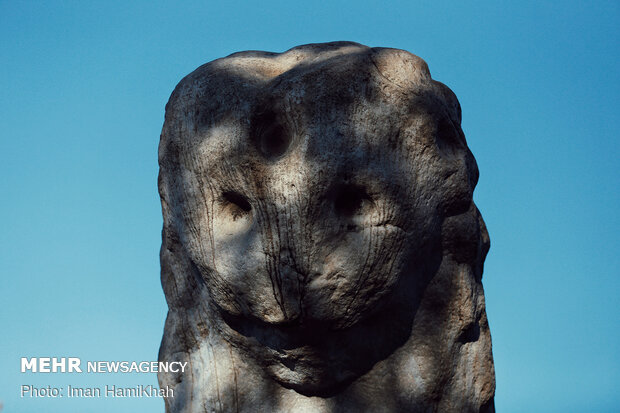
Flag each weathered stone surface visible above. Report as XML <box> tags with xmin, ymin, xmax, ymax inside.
<box><xmin>158</xmin><ymin>41</ymin><xmax>495</xmax><ymax>412</ymax></box>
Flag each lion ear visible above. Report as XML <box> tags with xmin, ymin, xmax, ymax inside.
<box><xmin>475</xmin><ymin>206</ymin><xmax>491</xmax><ymax>281</ymax></box>
<box><xmin>160</xmin><ymin>220</ymin><xmax>207</xmax><ymax>310</ymax></box>
<box><xmin>432</xmin><ymin>80</ymin><xmax>462</xmax><ymax>125</ymax></box>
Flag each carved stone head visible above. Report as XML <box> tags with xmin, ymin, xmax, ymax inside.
<box><xmin>158</xmin><ymin>42</ymin><xmax>494</xmax><ymax>412</ymax></box>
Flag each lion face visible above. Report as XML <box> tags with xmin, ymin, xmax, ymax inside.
<box><xmin>159</xmin><ymin>43</ymin><xmax>481</xmax><ymax>392</ymax></box>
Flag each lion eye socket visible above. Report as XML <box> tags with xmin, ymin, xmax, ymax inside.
<box><xmin>222</xmin><ymin>191</ymin><xmax>252</xmax><ymax>220</ymax></box>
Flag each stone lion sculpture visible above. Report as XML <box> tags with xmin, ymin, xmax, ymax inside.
<box><xmin>158</xmin><ymin>41</ymin><xmax>495</xmax><ymax>412</ymax></box>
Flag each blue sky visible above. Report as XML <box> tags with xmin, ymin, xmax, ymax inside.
<box><xmin>1</xmin><ymin>1</ymin><xmax>618</xmax><ymax>412</ymax></box>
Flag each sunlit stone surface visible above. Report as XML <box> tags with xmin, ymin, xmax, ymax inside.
<box><xmin>158</xmin><ymin>41</ymin><xmax>495</xmax><ymax>413</ymax></box>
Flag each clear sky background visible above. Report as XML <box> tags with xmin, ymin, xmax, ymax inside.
<box><xmin>1</xmin><ymin>1</ymin><xmax>618</xmax><ymax>412</ymax></box>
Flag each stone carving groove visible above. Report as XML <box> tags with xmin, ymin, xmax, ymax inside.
<box><xmin>158</xmin><ymin>41</ymin><xmax>495</xmax><ymax>413</ymax></box>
